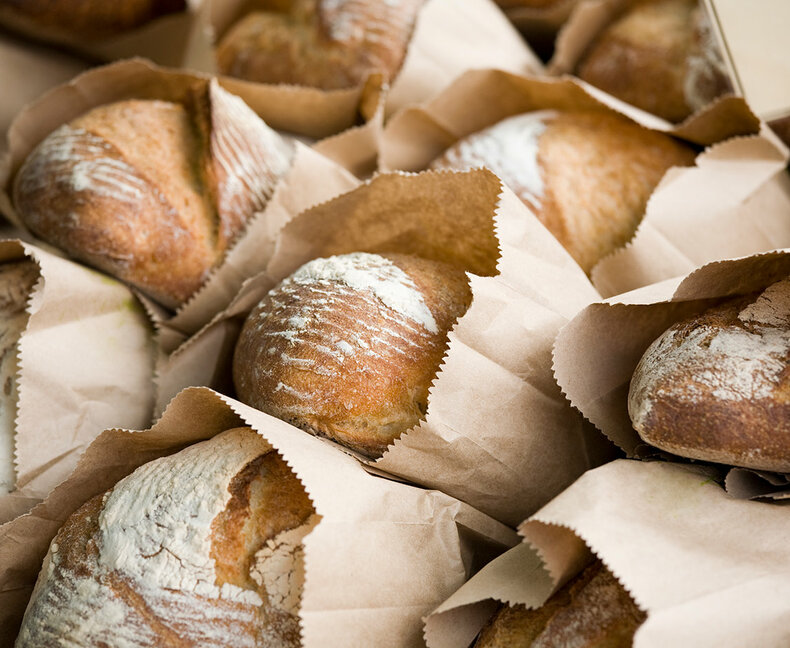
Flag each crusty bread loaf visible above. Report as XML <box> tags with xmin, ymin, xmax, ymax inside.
<box><xmin>474</xmin><ymin>560</ymin><xmax>646</xmax><ymax>647</ymax></box>
<box><xmin>0</xmin><ymin>261</ymin><xmax>39</xmax><ymax>495</ymax></box>
<box><xmin>216</xmin><ymin>0</ymin><xmax>423</xmax><ymax>89</ymax></box>
<box><xmin>13</xmin><ymin>80</ymin><xmax>293</xmax><ymax>309</ymax></box>
<box><xmin>232</xmin><ymin>252</ymin><xmax>472</xmax><ymax>457</ymax></box>
<box><xmin>576</xmin><ymin>0</ymin><xmax>731</xmax><ymax>123</ymax></box>
<box><xmin>629</xmin><ymin>279</ymin><xmax>790</xmax><ymax>472</ymax></box>
<box><xmin>17</xmin><ymin>428</ymin><xmax>317</xmax><ymax>647</ymax></box>
<box><xmin>430</xmin><ymin>110</ymin><xmax>696</xmax><ymax>273</ymax></box>
<box><xmin>0</xmin><ymin>0</ymin><xmax>186</xmax><ymax>42</ymax></box>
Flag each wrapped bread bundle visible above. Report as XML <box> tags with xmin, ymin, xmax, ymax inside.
<box><xmin>199</xmin><ymin>0</ymin><xmax>543</xmax><ymax>117</ymax></box>
<box><xmin>0</xmin><ymin>0</ymin><xmax>196</xmax><ymax>67</ymax></box>
<box><xmin>428</xmin><ymin>109</ymin><xmax>696</xmax><ymax>273</ymax></box>
<box><xmin>0</xmin><ymin>240</ymin><xmax>155</xmax><ymax>524</ymax></box>
<box><xmin>380</xmin><ymin>70</ymin><xmax>786</xmax><ymax>296</ymax></box>
<box><xmin>0</xmin><ymin>60</ymin><xmax>360</xmax><ymax>341</ymax></box>
<box><xmin>2</xmin><ymin>387</ymin><xmax>517</xmax><ymax>646</ymax></box>
<box><xmin>426</xmin><ymin>459</ymin><xmax>790</xmax><ymax>648</ymax></box>
<box><xmin>554</xmin><ymin>249</ymin><xmax>790</xmax><ymax>497</ymax></box>
<box><xmin>157</xmin><ymin>169</ymin><xmax>612</xmax><ymax>527</ymax></box>
<box><xmin>574</xmin><ymin>0</ymin><xmax>732</xmax><ymax>123</ymax></box>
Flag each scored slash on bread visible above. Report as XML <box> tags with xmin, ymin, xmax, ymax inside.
<box><xmin>13</xmin><ymin>80</ymin><xmax>294</xmax><ymax>309</ymax></box>
<box><xmin>232</xmin><ymin>252</ymin><xmax>472</xmax><ymax>458</ymax></box>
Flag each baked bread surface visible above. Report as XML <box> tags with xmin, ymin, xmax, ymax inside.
<box><xmin>430</xmin><ymin>110</ymin><xmax>696</xmax><ymax>273</ymax></box>
<box><xmin>16</xmin><ymin>427</ymin><xmax>316</xmax><ymax>647</ymax></box>
<box><xmin>13</xmin><ymin>81</ymin><xmax>293</xmax><ymax>308</ymax></box>
<box><xmin>233</xmin><ymin>252</ymin><xmax>472</xmax><ymax>457</ymax></box>
<box><xmin>629</xmin><ymin>278</ymin><xmax>790</xmax><ymax>472</ymax></box>
<box><xmin>216</xmin><ymin>0</ymin><xmax>424</xmax><ymax>89</ymax></box>
<box><xmin>576</xmin><ymin>0</ymin><xmax>731</xmax><ymax>122</ymax></box>
<box><xmin>0</xmin><ymin>261</ymin><xmax>39</xmax><ymax>495</ymax></box>
<box><xmin>0</xmin><ymin>0</ymin><xmax>186</xmax><ymax>41</ymax></box>
<box><xmin>474</xmin><ymin>560</ymin><xmax>646</xmax><ymax>647</ymax></box>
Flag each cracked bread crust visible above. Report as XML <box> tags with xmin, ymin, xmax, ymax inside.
<box><xmin>17</xmin><ymin>428</ymin><xmax>316</xmax><ymax>647</ymax></box>
<box><xmin>474</xmin><ymin>561</ymin><xmax>646</xmax><ymax>648</ymax></box>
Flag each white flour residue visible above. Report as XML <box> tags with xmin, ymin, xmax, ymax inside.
<box><xmin>98</xmin><ymin>429</ymin><xmax>268</xmax><ymax>606</ymax></box>
<box><xmin>630</xmin><ymin>292</ymin><xmax>790</xmax><ymax>428</ymax></box>
<box><xmin>250</xmin><ymin>515</ymin><xmax>319</xmax><ymax>614</ymax></box>
<box><xmin>17</xmin><ymin>125</ymin><xmax>147</xmax><ymax>205</ymax></box>
<box><xmin>289</xmin><ymin>253</ymin><xmax>437</xmax><ymax>333</ymax></box>
<box><xmin>431</xmin><ymin>111</ymin><xmax>556</xmax><ymax>211</ymax></box>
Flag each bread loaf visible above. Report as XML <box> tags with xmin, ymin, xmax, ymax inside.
<box><xmin>576</xmin><ymin>0</ymin><xmax>731</xmax><ymax>122</ymax></box>
<box><xmin>629</xmin><ymin>278</ymin><xmax>790</xmax><ymax>472</ymax></box>
<box><xmin>13</xmin><ymin>80</ymin><xmax>293</xmax><ymax>308</ymax></box>
<box><xmin>429</xmin><ymin>110</ymin><xmax>696</xmax><ymax>273</ymax></box>
<box><xmin>0</xmin><ymin>261</ymin><xmax>39</xmax><ymax>494</ymax></box>
<box><xmin>216</xmin><ymin>0</ymin><xmax>423</xmax><ymax>89</ymax></box>
<box><xmin>17</xmin><ymin>427</ymin><xmax>317</xmax><ymax>647</ymax></box>
<box><xmin>0</xmin><ymin>0</ymin><xmax>186</xmax><ymax>42</ymax></box>
<box><xmin>474</xmin><ymin>560</ymin><xmax>645</xmax><ymax>647</ymax></box>
<box><xmin>232</xmin><ymin>252</ymin><xmax>472</xmax><ymax>457</ymax></box>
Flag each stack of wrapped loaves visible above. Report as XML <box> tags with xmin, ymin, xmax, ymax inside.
<box><xmin>0</xmin><ymin>0</ymin><xmax>788</xmax><ymax>647</ymax></box>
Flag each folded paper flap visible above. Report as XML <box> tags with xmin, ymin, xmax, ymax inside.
<box><xmin>521</xmin><ymin>460</ymin><xmax>790</xmax><ymax>647</ymax></box>
<box><xmin>725</xmin><ymin>467</ymin><xmax>790</xmax><ymax>500</ymax></box>
<box><xmin>386</xmin><ymin>0</ymin><xmax>543</xmax><ymax>117</ymax></box>
<box><xmin>590</xmin><ymin>134</ymin><xmax>790</xmax><ymax>297</ymax></box>
<box><xmin>5</xmin><ymin>241</ymin><xmax>155</xmax><ymax>504</ymax></box>
<box><xmin>164</xmin><ymin>142</ymin><xmax>360</xmax><ymax>339</ymax></box>
<box><xmin>556</xmin><ymin>250</ymin><xmax>790</xmax><ymax>454</ymax></box>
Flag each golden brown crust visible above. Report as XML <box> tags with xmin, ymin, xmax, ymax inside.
<box><xmin>430</xmin><ymin>111</ymin><xmax>696</xmax><ymax>273</ymax></box>
<box><xmin>13</xmin><ymin>81</ymin><xmax>292</xmax><ymax>308</ymax></box>
<box><xmin>216</xmin><ymin>0</ymin><xmax>424</xmax><ymax>89</ymax></box>
<box><xmin>19</xmin><ymin>428</ymin><xmax>316</xmax><ymax>647</ymax></box>
<box><xmin>577</xmin><ymin>0</ymin><xmax>730</xmax><ymax>122</ymax></box>
<box><xmin>475</xmin><ymin>561</ymin><xmax>646</xmax><ymax>648</ymax></box>
<box><xmin>232</xmin><ymin>252</ymin><xmax>472</xmax><ymax>457</ymax></box>
<box><xmin>0</xmin><ymin>0</ymin><xmax>186</xmax><ymax>41</ymax></box>
<box><xmin>629</xmin><ymin>283</ymin><xmax>790</xmax><ymax>472</ymax></box>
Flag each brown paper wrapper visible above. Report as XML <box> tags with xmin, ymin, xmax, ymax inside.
<box><xmin>554</xmin><ymin>249</ymin><xmax>790</xmax><ymax>498</ymax></box>
<box><xmin>428</xmin><ymin>458</ymin><xmax>790</xmax><ymax>648</ymax></box>
<box><xmin>500</xmin><ymin>0</ymin><xmax>583</xmax><ymax>61</ymax></box>
<box><xmin>0</xmin><ymin>386</ymin><xmax>517</xmax><ymax>647</ymax></box>
<box><xmin>193</xmin><ymin>0</ymin><xmax>543</xmax><ymax>120</ymax></box>
<box><xmin>0</xmin><ymin>33</ymin><xmax>89</xmax><ymax>151</ymax></box>
<box><xmin>591</xmin><ymin>133</ymin><xmax>790</xmax><ymax>297</ymax></box>
<box><xmin>0</xmin><ymin>59</ymin><xmax>361</xmax><ymax>342</ymax></box>
<box><xmin>157</xmin><ymin>169</ymin><xmax>615</xmax><ymax>527</ymax></box>
<box><xmin>379</xmin><ymin>68</ymin><xmax>760</xmax><ymax>174</ymax></box>
<box><xmin>0</xmin><ymin>240</ymin><xmax>155</xmax><ymax>523</ymax></box>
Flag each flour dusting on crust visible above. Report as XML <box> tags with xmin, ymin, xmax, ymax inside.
<box><xmin>430</xmin><ymin>111</ymin><xmax>557</xmax><ymax>211</ymax></box>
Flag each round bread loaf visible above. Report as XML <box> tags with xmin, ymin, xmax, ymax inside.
<box><xmin>13</xmin><ymin>80</ymin><xmax>293</xmax><ymax>309</ymax></box>
<box><xmin>474</xmin><ymin>560</ymin><xmax>646</xmax><ymax>647</ymax></box>
<box><xmin>215</xmin><ymin>0</ymin><xmax>423</xmax><ymax>89</ymax></box>
<box><xmin>17</xmin><ymin>428</ymin><xmax>316</xmax><ymax>647</ymax></box>
<box><xmin>0</xmin><ymin>261</ymin><xmax>39</xmax><ymax>495</ymax></box>
<box><xmin>0</xmin><ymin>0</ymin><xmax>186</xmax><ymax>42</ymax></box>
<box><xmin>232</xmin><ymin>252</ymin><xmax>472</xmax><ymax>457</ymax></box>
<box><xmin>429</xmin><ymin>110</ymin><xmax>696</xmax><ymax>273</ymax></box>
<box><xmin>629</xmin><ymin>278</ymin><xmax>790</xmax><ymax>472</ymax></box>
<box><xmin>576</xmin><ymin>0</ymin><xmax>731</xmax><ymax>123</ymax></box>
